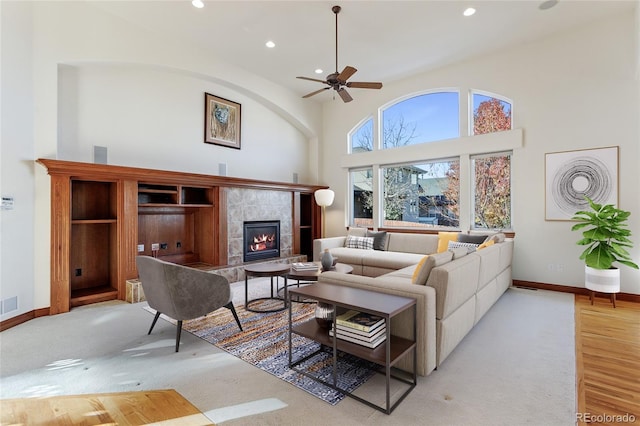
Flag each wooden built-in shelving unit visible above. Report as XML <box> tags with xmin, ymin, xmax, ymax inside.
<box><xmin>38</xmin><ymin>159</ymin><xmax>324</xmax><ymax>314</ymax></box>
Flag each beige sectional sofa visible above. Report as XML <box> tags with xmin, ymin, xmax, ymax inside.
<box><xmin>313</xmin><ymin>228</ymin><xmax>513</xmax><ymax>376</ymax></box>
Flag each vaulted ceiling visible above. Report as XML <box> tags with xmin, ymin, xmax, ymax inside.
<box><xmin>91</xmin><ymin>1</ymin><xmax>635</xmax><ymax>102</ymax></box>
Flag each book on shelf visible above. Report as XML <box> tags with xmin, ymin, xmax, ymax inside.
<box><xmin>329</xmin><ymin>328</ymin><xmax>386</xmax><ymax>349</ymax></box>
<box><xmin>333</xmin><ymin>323</ymin><xmax>386</xmax><ymax>342</ymax></box>
<box><xmin>335</xmin><ymin>310</ymin><xmax>385</xmax><ymax>333</ymax></box>
<box><xmin>291</xmin><ymin>262</ymin><xmax>319</xmax><ymax>271</ymax></box>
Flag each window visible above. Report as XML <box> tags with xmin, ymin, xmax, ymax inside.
<box><xmin>472</xmin><ymin>152</ymin><xmax>511</xmax><ymax>229</ymax></box>
<box><xmin>350</xmin><ymin>118</ymin><xmax>373</xmax><ymax>152</ymax></box>
<box><xmin>347</xmin><ymin>88</ymin><xmax>513</xmax><ymax>231</ymax></box>
<box><xmin>472</xmin><ymin>92</ymin><xmax>512</xmax><ymax>135</ymax></box>
<box><xmin>350</xmin><ymin>168</ymin><xmax>373</xmax><ymax>227</ymax></box>
<box><xmin>381</xmin><ymin>160</ymin><xmax>459</xmax><ymax>228</ymax></box>
<box><xmin>381</xmin><ymin>92</ymin><xmax>459</xmax><ymax>149</ymax></box>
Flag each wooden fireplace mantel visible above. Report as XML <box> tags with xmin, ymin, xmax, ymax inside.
<box><xmin>38</xmin><ymin>159</ymin><xmax>325</xmax><ymax>314</ymax></box>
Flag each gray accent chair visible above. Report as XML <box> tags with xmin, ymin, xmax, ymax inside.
<box><xmin>136</xmin><ymin>256</ymin><xmax>242</xmax><ymax>352</ymax></box>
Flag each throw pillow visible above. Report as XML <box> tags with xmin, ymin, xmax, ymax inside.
<box><xmin>477</xmin><ymin>239</ymin><xmax>495</xmax><ymax>250</ymax></box>
<box><xmin>345</xmin><ymin>235</ymin><xmax>374</xmax><ymax>250</ymax></box>
<box><xmin>411</xmin><ymin>256</ymin><xmax>433</xmax><ymax>285</ymax></box>
<box><xmin>457</xmin><ymin>233</ymin><xmax>489</xmax><ymax>244</ymax></box>
<box><xmin>487</xmin><ymin>232</ymin><xmax>506</xmax><ymax>244</ymax></box>
<box><xmin>437</xmin><ymin>232</ymin><xmax>460</xmax><ymax>253</ymax></box>
<box><xmin>347</xmin><ymin>227</ymin><xmax>367</xmax><ymax>237</ymax></box>
<box><xmin>366</xmin><ymin>230</ymin><xmax>389</xmax><ymax>251</ymax></box>
<box><xmin>447</xmin><ymin>240</ymin><xmax>478</xmax><ymax>254</ymax></box>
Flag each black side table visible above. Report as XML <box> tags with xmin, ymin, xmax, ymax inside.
<box><xmin>244</xmin><ymin>263</ymin><xmax>291</xmax><ymax>313</ymax></box>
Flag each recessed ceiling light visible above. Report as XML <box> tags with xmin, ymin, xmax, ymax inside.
<box><xmin>539</xmin><ymin>0</ymin><xmax>558</xmax><ymax>10</ymax></box>
<box><xmin>265</xmin><ymin>41</ymin><xmax>276</xmax><ymax>48</ymax></box>
<box><xmin>315</xmin><ymin>69</ymin><xmax>323</xmax><ymax>74</ymax></box>
<box><xmin>463</xmin><ymin>7</ymin><xmax>476</xmax><ymax>17</ymax></box>
<box><xmin>192</xmin><ymin>0</ymin><xmax>204</xmax><ymax>9</ymax></box>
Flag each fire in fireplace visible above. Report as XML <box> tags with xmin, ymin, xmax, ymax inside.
<box><xmin>243</xmin><ymin>220</ymin><xmax>280</xmax><ymax>262</ymax></box>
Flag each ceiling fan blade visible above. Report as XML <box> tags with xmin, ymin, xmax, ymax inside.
<box><xmin>297</xmin><ymin>76</ymin><xmax>328</xmax><ymax>84</ymax></box>
<box><xmin>346</xmin><ymin>81</ymin><xmax>383</xmax><ymax>89</ymax></box>
<box><xmin>337</xmin><ymin>88</ymin><xmax>353</xmax><ymax>103</ymax></box>
<box><xmin>302</xmin><ymin>87</ymin><xmax>330</xmax><ymax>98</ymax></box>
<box><xmin>337</xmin><ymin>66</ymin><xmax>357</xmax><ymax>82</ymax></box>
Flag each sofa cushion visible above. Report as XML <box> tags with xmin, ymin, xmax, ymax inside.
<box><xmin>345</xmin><ymin>235</ymin><xmax>374</xmax><ymax>250</ymax></box>
<box><xmin>457</xmin><ymin>233</ymin><xmax>489</xmax><ymax>244</ymax></box>
<box><xmin>366</xmin><ymin>230</ymin><xmax>389</xmax><ymax>251</ymax></box>
<box><xmin>347</xmin><ymin>227</ymin><xmax>368</xmax><ymax>238</ymax></box>
<box><xmin>437</xmin><ymin>232</ymin><xmax>460</xmax><ymax>253</ymax></box>
<box><xmin>387</xmin><ymin>233</ymin><xmax>438</xmax><ymax>255</ymax></box>
<box><xmin>362</xmin><ymin>250</ymin><xmax>425</xmax><ymax>270</ymax></box>
<box><xmin>411</xmin><ymin>251</ymin><xmax>454</xmax><ymax>286</ymax></box>
<box><xmin>328</xmin><ymin>247</ymin><xmax>368</xmax><ymax>266</ymax></box>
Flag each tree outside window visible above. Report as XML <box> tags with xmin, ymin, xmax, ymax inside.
<box><xmin>381</xmin><ymin>161</ymin><xmax>459</xmax><ymax>228</ymax></box>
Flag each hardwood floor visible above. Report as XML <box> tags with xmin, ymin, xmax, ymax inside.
<box><xmin>575</xmin><ymin>294</ymin><xmax>640</xmax><ymax>425</ymax></box>
<box><xmin>0</xmin><ymin>389</ymin><xmax>213</xmax><ymax>425</ymax></box>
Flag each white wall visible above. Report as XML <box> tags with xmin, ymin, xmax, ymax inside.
<box><xmin>320</xmin><ymin>11</ymin><xmax>640</xmax><ymax>294</ymax></box>
<box><xmin>0</xmin><ymin>1</ymin><xmax>36</xmax><ymax>320</ymax></box>
<box><xmin>0</xmin><ymin>1</ymin><xmax>322</xmax><ymax>320</ymax></box>
<box><xmin>57</xmin><ymin>64</ymin><xmax>309</xmax><ymax>182</ymax></box>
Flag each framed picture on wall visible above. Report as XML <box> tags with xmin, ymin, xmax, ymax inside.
<box><xmin>545</xmin><ymin>146</ymin><xmax>619</xmax><ymax>221</ymax></box>
<box><xmin>204</xmin><ymin>93</ymin><xmax>241</xmax><ymax>149</ymax></box>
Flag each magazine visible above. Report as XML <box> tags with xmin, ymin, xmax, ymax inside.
<box><xmin>329</xmin><ymin>328</ymin><xmax>386</xmax><ymax>348</ymax></box>
<box><xmin>335</xmin><ymin>310</ymin><xmax>385</xmax><ymax>333</ymax></box>
<box><xmin>291</xmin><ymin>262</ymin><xmax>319</xmax><ymax>271</ymax></box>
<box><xmin>333</xmin><ymin>324</ymin><xmax>386</xmax><ymax>342</ymax></box>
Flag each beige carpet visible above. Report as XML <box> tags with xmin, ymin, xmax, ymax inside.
<box><xmin>0</xmin><ymin>281</ymin><xmax>575</xmax><ymax>425</ymax></box>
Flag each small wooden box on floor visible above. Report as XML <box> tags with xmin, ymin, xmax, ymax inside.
<box><xmin>126</xmin><ymin>278</ymin><xmax>146</xmax><ymax>303</ymax></box>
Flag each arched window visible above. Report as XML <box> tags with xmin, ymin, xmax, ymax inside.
<box><xmin>471</xmin><ymin>91</ymin><xmax>512</xmax><ymax>135</ymax></box>
<box><xmin>347</xmin><ymin>88</ymin><xmax>514</xmax><ymax>231</ymax></box>
<box><xmin>381</xmin><ymin>91</ymin><xmax>459</xmax><ymax>149</ymax></box>
<box><xmin>350</xmin><ymin>117</ymin><xmax>374</xmax><ymax>153</ymax></box>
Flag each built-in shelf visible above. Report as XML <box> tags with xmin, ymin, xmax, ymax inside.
<box><xmin>71</xmin><ymin>219</ymin><xmax>118</xmax><ymax>224</ymax></box>
<box><xmin>38</xmin><ymin>158</ymin><xmax>325</xmax><ymax>314</ymax></box>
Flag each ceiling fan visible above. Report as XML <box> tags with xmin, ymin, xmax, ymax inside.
<box><xmin>297</xmin><ymin>5</ymin><xmax>383</xmax><ymax>103</ymax></box>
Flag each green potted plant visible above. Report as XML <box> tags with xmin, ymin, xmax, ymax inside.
<box><xmin>571</xmin><ymin>197</ymin><xmax>638</xmax><ymax>300</ymax></box>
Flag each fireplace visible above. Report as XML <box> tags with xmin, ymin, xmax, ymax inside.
<box><xmin>243</xmin><ymin>220</ymin><xmax>280</xmax><ymax>262</ymax></box>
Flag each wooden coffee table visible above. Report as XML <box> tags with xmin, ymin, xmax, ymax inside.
<box><xmin>287</xmin><ymin>282</ymin><xmax>417</xmax><ymax>414</ymax></box>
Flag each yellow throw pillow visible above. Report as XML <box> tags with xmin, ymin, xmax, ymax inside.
<box><xmin>437</xmin><ymin>232</ymin><xmax>459</xmax><ymax>253</ymax></box>
<box><xmin>411</xmin><ymin>256</ymin><xmax>431</xmax><ymax>285</ymax></box>
<box><xmin>477</xmin><ymin>239</ymin><xmax>495</xmax><ymax>250</ymax></box>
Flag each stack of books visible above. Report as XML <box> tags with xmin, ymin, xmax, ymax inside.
<box><xmin>291</xmin><ymin>262</ymin><xmax>319</xmax><ymax>271</ymax></box>
<box><xmin>329</xmin><ymin>310</ymin><xmax>386</xmax><ymax>348</ymax></box>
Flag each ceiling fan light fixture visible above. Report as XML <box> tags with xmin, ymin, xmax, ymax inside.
<box><xmin>296</xmin><ymin>5</ymin><xmax>383</xmax><ymax>102</ymax></box>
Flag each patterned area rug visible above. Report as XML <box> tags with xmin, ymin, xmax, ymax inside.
<box><xmin>160</xmin><ymin>301</ymin><xmax>376</xmax><ymax>405</ymax></box>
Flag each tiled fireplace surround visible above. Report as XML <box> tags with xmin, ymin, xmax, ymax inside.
<box><xmin>212</xmin><ymin>188</ymin><xmax>305</xmax><ymax>282</ymax></box>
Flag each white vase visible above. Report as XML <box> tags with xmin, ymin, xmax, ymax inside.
<box><xmin>585</xmin><ymin>265</ymin><xmax>620</xmax><ymax>293</ymax></box>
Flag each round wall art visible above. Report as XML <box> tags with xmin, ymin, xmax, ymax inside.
<box><xmin>545</xmin><ymin>146</ymin><xmax>618</xmax><ymax>221</ymax></box>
